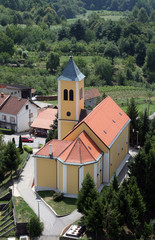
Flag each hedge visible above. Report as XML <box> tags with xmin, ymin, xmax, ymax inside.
<box><xmin>23</xmin><ymin>145</ymin><xmax>33</xmax><ymax>154</ymax></box>
<box><xmin>0</xmin><ymin>128</ymin><xmax>14</xmax><ymax>135</ymax></box>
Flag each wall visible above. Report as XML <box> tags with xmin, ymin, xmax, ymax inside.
<box><xmin>67</xmin><ymin>165</ymin><xmax>79</xmax><ymax>195</ymax></box>
<box><xmin>37</xmin><ymin>158</ymin><xmax>56</xmax><ymax>188</ymax></box>
<box><xmin>17</xmin><ymin>101</ymin><xmax>38</xmax><ymax>132</ymax></box>
<box><xmin>109</xmin><ymin>123</ymin><xmax>129</xmax><ymax>179</ymax></box>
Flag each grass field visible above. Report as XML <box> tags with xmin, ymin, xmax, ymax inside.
<box><xmin>38</xmin><ymin>191</ymin><xmax>77</xmax><ymax>215</ymax></box>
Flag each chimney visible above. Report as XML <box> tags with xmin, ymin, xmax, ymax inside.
<box><xmin>49</xmin><ymin>144</ymin><xmax>53</xmax><ymax>158</ymax></box>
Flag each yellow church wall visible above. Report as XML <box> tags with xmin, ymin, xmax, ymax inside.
<box><xmin>109</xmin><ymin>124</ymin><xmax>129</xmax><ymax>179</ymax></box>
<box><xmin>60</xmin><ymin>81</ymin><xmax>77</xmax><ymax>120</ymax></box>
<box><xmin>78</xmin><ymin>79</ymin><xmax>84</xmax><ymax>116</ymax></box>
<box><xmin>64</xmin><ymin>122</ymin><xmax>109</xmax><ymax>153</ymax></box>
<box><xmin>67</xmin><ymin>165</ymin><xmax>79</xmax><ymax>195</ymax></box>
<box><xmin>61</xmin><ymin>120</ymin><xmax>77</xmax><ymax>140</ymax></box>
<box><xmin>37</xmin><ymin>158</ymin><xmax>56</xmax><ymax>188</ymax></box>
<box><xmin>59</xmin><ymin>161</ymin><xmax>63</xmax><ymax>192</ymax></box>
<box><xmin>84</xmin><ymin>163</ymin><xmax>94</xmax><ymax>179</ymax></box>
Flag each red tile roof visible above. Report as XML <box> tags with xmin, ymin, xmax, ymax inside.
<box><xmin>0</xmin><ymin>96</ymin><xmax>27</xmax><ymax>115</ymax></box>
<box><xmin>36</xmin><ymin>139</ymin><xmax>72</xmax><ymax>157</ymax></box>
<box><xmin>84</xmin><ymin>88</ymin><xmax>100</xmax><ymax>101</ymax></box>
<box><xmin>31</xmin><ymin>108</ymin><xmax>57</xmax><ymax>130</ymax></box>
<box><xmin>65</xmin><ymin>96</ymin><xmax>130</xmax><ymax>148</ymax></box>
<box><xmin>36</xmin><ymin>131</ymin><xmax>102</xmax><ymax>164</ymax></box>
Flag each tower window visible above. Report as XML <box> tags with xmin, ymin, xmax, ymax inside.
<box><xmin>67</xmin><ymin>111</ymin><xmax>71</xmax><ymax>116</ymax></box>
<box><xmin>69</xmin><ymin>90</ymin><xmax>74</xmax><ymax>101</ymax></box>
<box><xmin>64</xmin><ymin>89</ymin><xmax>68</xmax><ymax>100</ymax></box>
<box><xmin>80</xmin><ymin>88</ymin><xmax>83</xmax><ymax>100</ymax></box>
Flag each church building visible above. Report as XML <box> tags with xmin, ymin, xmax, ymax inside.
<box><xmin>34</xmin><ymin>56</ymin><xmax>131</xmax><ymax>197</ymax></box>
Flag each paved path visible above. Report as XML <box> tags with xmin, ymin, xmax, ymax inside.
<box><xmin>13</xmin><ymin>152</ymin><xmax>82</xmax><ymax>239</ymax></box>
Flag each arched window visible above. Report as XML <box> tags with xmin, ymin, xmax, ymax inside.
<box><xmin>64</xmin><ymin>89</ymin><xmax>68</xmax><ymax>100</ymax></box>
<box><xmin>69</xmin><ymin>90</ymin><xmax>74</xmax><ymax>101</ymax></box>
<box><xmin>80</xmin><ymin>88</ymin><xmax>83</xmax><ymax>100</ymax></box>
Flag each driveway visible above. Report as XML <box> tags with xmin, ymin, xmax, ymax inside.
<box><xmin>13</xmin><ymin>152</ymin><xmax>82</xmax><ymax>238</ymax></box>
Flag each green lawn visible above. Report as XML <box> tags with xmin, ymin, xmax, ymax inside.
<box><xmin>14</xmin><ymin>197</ymin><xmax>37</xmax><ymax>223</ymax></box>
<box><xmin>38</xmin><ymin>191</ymin><xmax>77</xmax><ymax>215</ymax></box>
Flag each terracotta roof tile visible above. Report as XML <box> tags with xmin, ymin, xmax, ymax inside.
<box><xmin>36</xmin><ymin>139</ymin><xmax>72</xmax><ymax>157</ymax></box>
<box><xmin>84</xmin><ymin>88</ymin><xmax>100</xmax><ymax>101</ymax></box>
<box><xmin>65</xmin><ymin>96</ymin><xmax>130</xmax><ymax>148</ymax></box>
<box><xmin>0</xmin><ymin>96</ymin><xmax>27</xmax><ymax>115</ymax></box>
<box><xmin>59</xmin><ymin>131</ymin><xmax>101</xmax><ymax>163</ymax></box>
<box><xmin>35</xmin><ymin>131</ymin><xmax>101</xmax><ymax>164</ymax></box>
<box><xmin>31</xmin><ymin>108</ymin><xmax>57</xmax><ymax>130</ymax></box>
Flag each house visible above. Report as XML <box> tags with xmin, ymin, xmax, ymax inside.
<box><xmin>34</xmin><ymin>56</ymin><xmax>130</xmax><ymax>197</ymax></box>
<box><xmin>0</xmin><ymin>94</ymin><xmax>39</xmax><ymax>132</ymax></box>
<box><xmin>31</xmin><ymin>107</ymin><xmax>57</xmax><ymax>137</ymax></box>
<box><xmin>0</xmin><ymin>83</ymin><xmax>32</xmax><ymax>99</ymax></box>
<box><xmin>84</xmin><ymin>88</ymin><xmax>101</xmax><ymax>108</ymax></box>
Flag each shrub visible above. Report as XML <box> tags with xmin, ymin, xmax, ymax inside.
<box><xmin>0</xmin><ymin>128</ymin><xmax>14</xmax><ymax>135</ymax></box>
<box><xmin>53</xmin><ymin>192</ymin><xmax>64</xmax><ymax>202</ymax></box>
<box><xmin>23</xmin><ymin>145</ymin><xmax>33</xmax><ymax>154</ymax></box>
<box><xmin>27</xmin><ymin>216</ymin><xmax>44</xmax><ymax>238</ymax></box>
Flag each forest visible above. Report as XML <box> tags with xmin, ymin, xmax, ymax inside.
<box><xmin>0</xmin><ymin>0</ymin><xmax>154</xmax><ymax>107</ymax></box>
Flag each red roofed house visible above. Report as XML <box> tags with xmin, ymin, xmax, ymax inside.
<box><xmin>31</xmin><ymin>108</ymin><xmax>57</xmax><ymax>137</ymax></box>
<box><xmin>34</xmin><ymin>56</ymin><xmax>130</xmax><ymax>197</ymax></box>
<box><xmin>84</xmin><ymin>88</ymin><xmax>101</xmax><ymax>108</ymax></box>
<box><xmin>0</xmin><ymin>94</ymin><xmax>39</xmax><ymax>132</ymax></box>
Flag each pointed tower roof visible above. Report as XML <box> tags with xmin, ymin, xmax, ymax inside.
<box><xmin>57</xmin><ymin>56</ymin><xmax>85</xmax><ymax>82</ymax></box>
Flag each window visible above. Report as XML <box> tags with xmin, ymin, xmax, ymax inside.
<box><xmin>2</xmin><ymin>115</ymin><xmax>6</xmax><ymax>121</ymax></box>
<box><xmin>26</xmin><ymin>105</ymin><xmax>28</xmax><ymax>110</ymax></box>
<box><xmin>126</xmin><ymin>132</ymin><xmax>128</xmax><ymax>144</ymax></box>
<box><xmin>67</xmin><ymin>111</ymin><xmax>71</xmax><ymax>116</ymax></box>
<box><xmin>111</xmin><ymin>153</ymin><xmax>113</xmax><ymax>166</ymax></box>
<box><xmin>64</xmin><ymin>89</ymin><xmax>68</xmax><ymax>100</ymax></box>
<box><xmin>80</xmin><ymin>88</ymin><xmax>83</xmax><ymax>100</ymax></box>
<box><xmin>122</xmin><ymin>137</ymin><xmax>124</xmax><ymax>150</ymax></box>
<box><xmin>118</xmin><ymin>143</ymin><xmax>120</xmax><ymax>155</ymax></box>
<box><xmin>10</xmin><ymin>117</ymin><xmax>15</xmax><ymax>123</ymax></box>
<box><xmin>69</xmin><ymin>90</ymin><xmax>74</xmax><ymax>101</ymax></box>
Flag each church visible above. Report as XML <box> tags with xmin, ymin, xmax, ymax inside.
<box><xmin>34</xmin><ymin>55</ymin><xmax>131</xmax><ymax>197</ymax></box>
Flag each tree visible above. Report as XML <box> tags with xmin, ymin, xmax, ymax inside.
<box><xmin>139</xmin><ymin>109</ymin><xmax>150</xmax><ymax>146</ymax></box>
<box><xmin>138</xmin><ymin>7</ymin><xmax>148</xmax><ymax>23</ymax></box>
<box><xmin>19</xmin><ymin>135</ymin><xmax>23</xmax><ymax>153</ymax></box>
<box><xmin>77</xmin><ymin>173</ymin><xmax>98</xmax><ymax>215</ymax></box>
<box><xmin>2</xmin><ymin>141</ymin><xmax>21</xmax><ymax>179</ymax></box>
<box><xmin>0</xmin><ymin>31</ymin><xmax>14</xmax><ymax>56</ymax></box>
<box><xmin>104</xmin><ymin>43</ymin><xmax>119</xmax><ymax>65</ymax></box>
<box><xmin>95</xmin><ymin>59</ymin><xmax>113</xmax><ymax>85</ymax></box>
<box><xmin>27</xmin><ymin>216</ymin><xmax>44</xmax><ymax>238</ymax></box>
<box><xmin>70</xmin><ymin>20</ymin><xmax>85</xmax><ymax>41</ymax></box>
<box><xmin>145</xmin><ymin>44</ymin><xmax>155</xmax><ymax>72</ymax></box>
<box><xmin>46</xmin><ymin>52</ymin><xmax>60</xmax><ymax>72</ymax></box>
<box><xmin>46</xmin><ymin>113</ymin><xmax>58</xmax><ymax>143</ymax></box>
<box><xmin>135</xmin><ymin>40</ymin><xmax>146</xmax><ymax>67</ymax></box>
<box><xmin>126</xmin><ymin>98</ymin><xmax>139</xmax><ymax>146</ymax></box>
<box><xmin>84</xmin><ymin>198</ymin><xmax>103</xmax><ymax>239</ymax></box>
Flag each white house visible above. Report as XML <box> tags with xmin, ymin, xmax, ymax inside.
<box><xmin>0</xmin><ymin>94</ymin><xmax>39</xmax><ymax>133</ymax></box>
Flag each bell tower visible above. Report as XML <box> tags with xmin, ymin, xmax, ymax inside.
<box><xmin>57</xmin><ymin>55</ymin><xmax>85</xmax><ymax>140</ymax></box>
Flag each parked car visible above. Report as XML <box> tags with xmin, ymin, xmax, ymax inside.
<box><xmin>21</xmin><ymin>136</ymin><xmax>34</xmax><ymax>143</ymax></box>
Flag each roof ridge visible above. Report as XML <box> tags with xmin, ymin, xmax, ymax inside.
<box><xmin>79</xmin><ymin>135</ymin><xmax>96</xmax><ymax>162</ymax></box>
<box><xmin>58</xmin><ymin>139</ymin><xmax>74</xmax><ymax>160</ymax></box>
<box><xmin>63</xmin><ymin>137</ymin><xmax>79</xmax><ymax>162</ymax></box>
